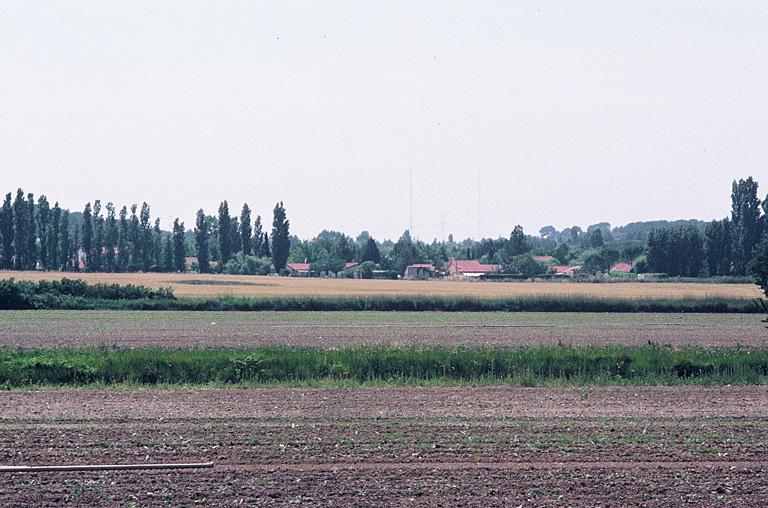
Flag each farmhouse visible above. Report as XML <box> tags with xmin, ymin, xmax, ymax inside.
<box><xmin>610</xmin><ymin>262</ymin><xmax>633</xmax><ymax>274</ymax></box>
<box><xmin>404</xmin><ymin>263</ymin><xmax>436</xmax><ymax>280</ymax></box>
<box><xmin>446</xmin><ymin>258</ymin><xmax>501</xmax><ymax>277</ymax></box>
<box><xmin>553</xmin><ymin>265</ymin><xmax>582</xmax><ymax>278</ymax></box>
<box><xmin>285</xmin><ymin>262</ymin><xmax>311</xmax><ymax>276</ymax></box>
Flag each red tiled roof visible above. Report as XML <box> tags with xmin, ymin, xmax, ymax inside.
<box><xmin>554</xmin><ymin>265</ymin><xmax>581</xmax><ymax>274</ymax></box>
<box><xmin>286</xmin><ymin>263</ymin><xmax>311</xmax><ymax>271</ymax></box>
<box><xmin>448</xmin><ymin>259</ymin><xmax>500</xmax><ymax>274</ymax></box>
<box><xmin>343</xmin><ymin>262</ymin><xmax>359</xmax><ymax>270</ymax></box>
<box><xmin>532</xmin><ymin>255</ymin><xmax>556</xmax><ymax>263</ymax></box>
<box><xmin>611</xmin><ymin>262</ymin><xmax>633</xmax><ymax>273</ymax></box>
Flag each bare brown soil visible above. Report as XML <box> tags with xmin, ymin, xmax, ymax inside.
<box><xmin>1</xmin><ymin>386</ymin><xmax>767</xmax><ymax>506</ymax></box>
<box><xmin>3</xmin><ymin>310</ymin><xmax>766</xmax><ymax>349</ymax></box>
<box><xmin>6</xmin><ymin>270</ymin><xmax>763</xmax><ymax>299</ymax></box>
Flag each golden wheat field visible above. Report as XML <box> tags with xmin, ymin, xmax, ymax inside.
<box><xmin>5</xmin><ymin>271</ymin><xmax>763</xmax><ymax>299</ymax></box>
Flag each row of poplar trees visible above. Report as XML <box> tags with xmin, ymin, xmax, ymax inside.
<box><xmin>0</xmin><ymin>189</ymin><xmax>291</xmax><ymax>274</ymax></box>
<box><xmin>645</xmin><ymin>177</ymin><xmax>768</xmax><ymax>277</ymax></box>
<box><xmin>193</xmin><ymin>201</ymin><xmax>291</xmax><ymax>273</ymax></box>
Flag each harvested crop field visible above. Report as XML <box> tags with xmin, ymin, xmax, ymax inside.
<box><xmin>6</xmin><ymin>270</ymin><xmax>763</xmax><ymax>299</ymax></box>
<box><xmin>1</xmin><ymin>386</ymin><xmax>766</xmax><ymax>506</ymax></box>
<box><xmin>2</xmin><ymin>310</ymin><xmax>766</xmax><ymax>349</ymax></box>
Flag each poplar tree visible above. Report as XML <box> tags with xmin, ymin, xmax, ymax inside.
<box><xmin>59</xmin><ymin>210</ymin><xmax>70</xmax><ymax>270</ymax></box>
<box><xmin>140</xmin><ymin>203</ymin><xmax>152</xmax><ymax>271</ymax></box>
<box><xmin>162</xmin><ymin>236</ymin><xmax>173</xmax><ymax>272</ymax></box>
<box><xmin>731</xmin><ymin>177</ymin><xmax>764</xmax><ymax>275</ymax></box>
<box><xmin>195</xmin><ymin>209</ymin><xmax>210</xmax><ymax>273</ymax></box>
<box><xmin>91</xmin><ymin>200</ymin><xmax>104</xmax><ymax>272</ymax></box>
<box><xmin>117</xmin><ymin>206</ymin><xmax>129</xmax><ymax>272</ymax></box>
<box><xmin>49</xmin><ymin>202</ymin><xmax>61</xmax><ymax>270</ymax></box>
<box><xmin>37</xmin><ymin>196</ymin><xmax>50</xmax><ymax>270</ymax></box>
<box><xmin>0</xmin><ymin>193</ymin><xmax>13</xmax><ymax>269</ymax></box>
<box><xmin>270</xmin><ymin>201</ymin><xmax>290</xmax><ymax>271</ymax></box>
<box><xmin>12</xmin><ymin>190</ymin><xmax>26</xmax><ymax>270</ymax></box>
<box><xmin>240</xmin><ymin>204</ymin><xmax>252</xmax><ymax>255</ymax></box>
<box><xmin>252</xmin><ymin>215</ymin><xmax>263</xmax><ymax>256</ymax></box>
<box><xmin>218</xmin><ymin>200</ymin><xmax>232</xmax><ymax>264</ymax></box>
<box><xmin>128</xmin><ymin>204</ymin><xmax>139</xmax><ymax>270</ymax></box>
<box><xmin>172</xmin><ymin>218</ymin><xmax>186</xmax><ymax>272</ymax></box>
<box><xmin>105</xmin><ymin>203</ymin><xmax>117</xmax><ymax>272</ymax></box>
<box><xmin>81</xmin><ymin>202</ymin><xmax>93</xmax><ymax>271</ymax></box>
<box><xmin>25</xmin><ymin>193</ymin><xmax>36</xmax><ymax>269</ymax></box>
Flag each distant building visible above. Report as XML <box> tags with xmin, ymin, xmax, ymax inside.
<box><xmin>532</xmin><ymin>255</ymin><xmax>556</xmax><ymax>264</ymax></box>
<box><xmin>285</xmin><ymin>262</ymin><xmax>311</xmax><ymax>276</ymax></box>
<box><xmin>404</xmin><ymin>263</ymin><xmax>436</xmax><ymax>280</ymax></box>
<box><xmin>446</xmin><ymin>258</ymin><xmax>501</xmax><ymax>277</ymax></box>
<box><xmin>552</xmin><ymin>265</ymin><xmax>582</xmax><ymax>278</ymax></box>
<box><xmin>610</xmin><ymin>262</ymin><xmax>633</xmax><ymax>273</ymax></box>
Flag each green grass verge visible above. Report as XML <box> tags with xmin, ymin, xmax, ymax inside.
<box><xmin>16</xmin><ymin>294</ymin><xmax>765</xmax><ymax>313</ymax></box>
<box><xmin>1</xmin><ymin>345</ymin><xmax>766</xmax><ymax>388</ymax></box>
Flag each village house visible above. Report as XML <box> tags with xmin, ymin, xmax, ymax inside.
<box><xmin>404</xmin><ymin>263</ymin><xmax>436</xmax><ymax>280</ymax></box>
<box><xmin>552</xmin><ymin>265</ymin><xmax>582</xmax><ymax>278</ymax></box>
<box><xmin>446</xmin><ymin>258</ymin><xmax>501</xmax><ymax>277</ymax></box>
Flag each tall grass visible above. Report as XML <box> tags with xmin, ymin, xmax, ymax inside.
<box><xmin>1</xmin><ymin>345</ymin><xmax>766</xmax><ymax>387</ymax></box>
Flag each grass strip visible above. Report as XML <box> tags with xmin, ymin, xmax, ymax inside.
<box><xmin>1</xmin><ymin>345</ymin><xmax>766</xmax><ymax>388</ymax></box>
<box><xmin>8</xmin><ymin>294</ymin><xmax>764</xmax><ymax>313</ymax></box>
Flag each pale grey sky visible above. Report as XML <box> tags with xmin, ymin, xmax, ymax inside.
<box><xmin>1</xmin><ymin>1</ymin><xmax>767</xmax><ymax>241</ymax></box>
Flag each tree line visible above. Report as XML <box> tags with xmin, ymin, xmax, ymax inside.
<box><xmin>0</xmin><ymin>190</ymin><xmax>291</xmax><ymax>275</ymax></box>
<box><xmin>0</xmin><ymin>176</ymin><xmax>766</xmax><ymax>279</ymax></box>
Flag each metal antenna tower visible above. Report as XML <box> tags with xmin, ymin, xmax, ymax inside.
<box><xmin>477</xmin><ymin>169</ymin><xmax>482</xmax><ymax>240</ymax></box>
<box><xmin>409</xmin><ymin>168</ymin><xmax>414</xmax><ymax>234</ymax></box>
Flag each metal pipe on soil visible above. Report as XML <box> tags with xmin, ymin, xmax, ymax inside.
<box><xmin>0</xmin><ymin>462</ymin><xmax>214</xmax><ymax>473</ymax></box>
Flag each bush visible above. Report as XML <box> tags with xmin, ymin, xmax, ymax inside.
<box><xmin>222</xmin><ymin>254</ymin><xmax>272</xmax><ymax>275</ymax></box>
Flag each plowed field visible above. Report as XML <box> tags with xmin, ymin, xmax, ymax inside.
<box><xmin>3</xmin><ymin>310</ymin><xmax>766</xmax><ymax>349</ymax></box>
<box><xmin>1</xmin><ymin>386</ymin><xmax>767</xmax><ymax>506</ymax></box>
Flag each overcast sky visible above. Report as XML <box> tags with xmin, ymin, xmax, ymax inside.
<box><xmin>1</xmin><ymin>1</ymin><xmax>767</xmax><ymax>241</ymax></box>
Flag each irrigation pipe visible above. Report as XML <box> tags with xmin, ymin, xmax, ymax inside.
<box><xmin>0</xmin><ymin>462</ymin><xmax>214</xmax><ymax>473</ymax></box>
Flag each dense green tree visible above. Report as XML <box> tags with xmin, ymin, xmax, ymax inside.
<box><xmin>152</xmin><ymin>218</ymin><xmax>162</xmax><ymax>270</ymax></box>
<box><xmin>25</xmin><ymin>193</ymin><xmax>36</xmax><ymax>270</ymax></box>
<box><xmin>646</xmin><ymin>225</ymin><xmax>704</xmax><ymax>277</ymax></box>
<box><xmin>12</xmin><ymin>190</ymin><xmax>27</xmax><ymax>270</ymax></box>
<box><xmin>91</xmin><ymin>200</ymin><xmax>104</xmax><ymax>272</ymax></box>
<box><xmin>582</xmin><ymin>251</ymin><xmax>610</xmax><ymax>274</ymax></box>
<box><xmin>260</xmin><ymin>232</ymin><xmax>270</xmax><ymax>258</ymax></box>
<box><xmin>252</xmin><ymin>215</ymin><xmax>263</xmax><ymax>256</ymax></box>
<box><xmin>240</xmin><ymin>204</ymin><xmax>252</xmax><ymax>255</ymax></box>
<box><xmin>59</xmin><ymin>210</ymin><xmax>71</xmax><ymax>270</ymax></box>
<box><xmin>589</xmin><ymin>229</ymin><xmax>604</xmax><ymax>249</ymax></box>
<box><xmin>705</xmin><ymin>219</ymin><xmax>732</xmax><ymax>276</ymax></box>
<box><xmin>116</xmin><ymin>206</ymin><xmax>129</xmax><ymax>272</ymax></box>
<box><xmin>510</xmin><ymin>254</ymin><xmax>546</xmax><ymax>278</ymax></box>
<box><xmin>507</xmin><ymin>225</ymin><xmax>528</xmax><ymax>257</ymax></box>
<box><xmin>195</xmin><ymin>209</ymin><xmax>210</xmax><ymax>273</ymax></box>
<box><xmin>230</xmin><ymin>217</ymin><xmax>241</xmax><ymax>255</ymax></box>
<box><xmin>104</xmin><ymin>203</ymin><xmax>117</xmax><ymax>272</ymax></box>
<box><xmin>128</xmin><ymin>204</ymin><xmax>140</xmax><ymax>271</ymax></box>
<box><xmin>270</xmin><ymin>201</ymin><xmax>290</xmax><ymax>271</ymax></box>
<box><xmin>139</xmin><ymin>203</ymin><xmax>152</xmax><ymax>271</ymax></box>
<box><xmin>748</xmin><ymin>234</ymin><xmax>768</xmax><ymax>297</ymax></box>
<box><xmin>1</xmin><ymin>193</ymin><xmax>14</xmax><ymax>269</ymax></box>
<box><xmin>37</xmin><ymin>196</ymin><xmax>50</xmax><ymax>270</ymax></box>
<box><xmin>81</xmin><ymin>202</ymin><xmax>93</xmax><ymax>271</ymax></box>
<box><xmin>173</xmin><ymin>218</ymin><xmax>186</xmax><ymax>272</ymax></box>
<box><xmin>48</xmin><ymin>202</ymin><xmax>61</xmax><ymax>271</ymax></box>
<box><xmin>218</xmin><ymin>200</ymin><xmax>232</xmax><ymax>264</ymax></box>
<box><xmin>388</xmin><ymin>230</ymin><xmax>421</xmax><ymax>275</ymax></box>
<box><xmin>553</xmin><ymin>243</ymin><xmax>570</xmax><ymax>264</ymax></box>
<box><xmin>162</xmin><ymin>236</ymin><xmax>173</xmax><ymax>272</ymax></box>
<box><xmin>361</xmin><ymin>237</ymin><xmax>381</xmax><ymax>264</ymax></box>
<box><xmin>731</xmin><ymin>177</ymin><xmax>764</xmax><ymax>275</ymax></box>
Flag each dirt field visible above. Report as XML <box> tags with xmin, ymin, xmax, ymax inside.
<box><xmin>2</xmin><ymin>310</ymin><xmax>766</xmax><ymax>349</ymax></box>
<box><xmin>1</xmin><ymin>386</ymin><xmax>766</xmax><ymax>506</ymax></box>
<box><xmin>5</xmin><ymin>270</ymin><xmax>763</xmax><ymax>299</ymax></box>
